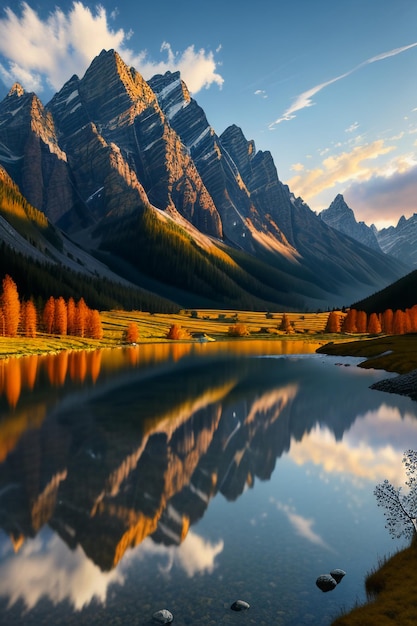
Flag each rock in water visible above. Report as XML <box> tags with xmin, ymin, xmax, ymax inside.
<box><xmin>152</xmin><ymin>609</ymin><xmax>174</xmax><ymax>623</ymax></box>
<box><xmin>330</xmin><ymin>568</ymin><xmax>346</xmax><ymax>584</ymax></box>
<box><xmin>316</xmin><ymin>574</ymin><xmax>337</xmax><ymax>592</ymax></box>
<box><xmin>231</xmin><ymin>600</ymin><xmax>250</xmax><ymax>611</ymax></box>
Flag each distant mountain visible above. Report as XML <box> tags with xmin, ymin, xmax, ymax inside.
<box><xmin>319</xmin><ymin>194</ymin><xmax>382</xmax><ymax>252</ymax></box>
<box><xmin>376</xmin><ymin>214</ymin><xmax>417</xmax><ymax>268</ymax></box>
<box><xmin>0</xmin><ymin>49</ymin><xmax>409</xmax><ymax>310</ymax></box>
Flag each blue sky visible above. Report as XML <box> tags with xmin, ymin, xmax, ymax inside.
<box><xmin>0</xmin><ymin>1</ymin><xmax>416</xmax><ymax>229</ymax></box>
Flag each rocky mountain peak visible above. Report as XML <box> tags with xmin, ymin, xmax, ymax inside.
<box><xmin>320</xmin><ymin>194</ymin><xmax>382</xmax><ymax>252</ymax></box>
<box><xmin>8</xmin><ymin>83</ymin><xmax>25</xmax><ymax>98</ymax></box>
<box><xmin>321</xmin><ymin>194</ymin><xmax>354</xmax><ymax>221</ymax></box>
<box><xmin>79</xmin><ymin>48</ymin><xmax>157</xmax><ymax>127</ymax></box>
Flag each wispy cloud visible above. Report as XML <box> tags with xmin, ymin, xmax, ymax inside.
<box><xmin>254</xmin><ymin>89</ymin><xmax>268</xmax><ymax>99</ymax></box>
<box><xmin>345</xmin><ymin>122</ymin><xmax>359</xmax><ymax>134</ymax></box>
<box><xmin>269</xmin><ymin>42</ymin><xmax>417</xmax><ymax>128</ymax></box>
<box><xmin>273</xmin><ymin>500</ymin><xmax>334</xmax><ymax>551</ymax></box>
<box><xmin>0</xmin><ymin>2</ymin><xmax>223</xmax><ymax>96</ymax></box>
<box><xmin>287</xmin><ymin>140</ymin><xmax>395</xmax><ymax>202</ymax></box>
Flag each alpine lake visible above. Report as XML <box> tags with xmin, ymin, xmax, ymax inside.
<box><xmin>0</xmin><ymin>339</ymin><xmax>415</xmax><ymax>626</ymax></box>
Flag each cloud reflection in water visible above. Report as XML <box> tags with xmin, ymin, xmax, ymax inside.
<box><xmin>0</xmin><ymin>530</ymin><xmax>124</xmax><ymax>611</ymax></box>
<box><xmin>289</xmin><ymin>403</ymin><xmax>417</xmax><ymax>486</ymax></box>
<box><xmin>0</xmin><ymin>527</ymin><xmax>224</xmax><ymax>611</ymax></box>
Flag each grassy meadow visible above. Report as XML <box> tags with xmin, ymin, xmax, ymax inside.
<box><xmin>0</xmin><ymin>309</ymin><xmax>333</xmax><ymax>359</ymax></box>
<box><xmin>2</xmin><ymin>307</ymin><xmax>417</xmax><ymax>376</ymax></box>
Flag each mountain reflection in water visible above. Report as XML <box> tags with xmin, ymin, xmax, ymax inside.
<box><xmin>0</xmin><ymin>341</ymin><xmax>416</xmax><ymax>625</ymax></box>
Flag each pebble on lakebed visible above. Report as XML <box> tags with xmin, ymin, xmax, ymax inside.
<box><xmin>231</xmin><ymin>600</ymin><xmax>250</xmax><ymax>611</ymax></box>
<box><xmin>330</xmin><ymin>568</ymin><xmax>346</xmax><ymax>584</ymax></box>
<box><xmin>316</xmin><ymin>569</ymin><xmax>346</xmax><ymax>592</ymax></box>
<box><xmin>152</xmin><ymin>609</ymin><xmax>173</xmax><ymax>624</ymax></box>
<box><xmin>315</xmin><ymin>574</ymin><xmax>337</xmax><ymax>592</ymax></box>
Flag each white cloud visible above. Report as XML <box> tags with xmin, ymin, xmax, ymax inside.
<box><xmin>135</xmin><ymin>42</ymin><xmax>224</xmax><ymax>93</ymax></box>
<box><xmin>269</xmin><ymin>41</ymin><xmax>417</xmax><ymax>128</ymax></box>
<box><xmin>0</xmin><ymin>531</ymin><xmax>124</xmax><ymax>612</ymax></box>
<box><xmin>254</xmin><ymin>89</ymin><xmax>268</xmax><ymax>99</ymax></box>
<box><xmin>0</xmin><ymin>2</ymin><xmax>223</xmax><ymax>96</ymax></box>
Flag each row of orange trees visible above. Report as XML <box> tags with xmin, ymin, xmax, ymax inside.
<box><xmin>0</xmin><ymin>274</ymin><xmax>103</xmax><ymax>339</ymax></box>
<box><xmin>326</xmin><ymin>306</ymin><xmax>417</xmax><ymax>335</ymax></box>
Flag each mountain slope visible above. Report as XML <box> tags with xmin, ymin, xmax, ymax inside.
<box><xmin>0</xmin><ymin>166</ymin><xmax>179</xmax><ymax>311</ymax></box>
<box><xmin>352</xmin><ymin>268</ymin><xmax>417</xmax><ymax>314</ymax></box>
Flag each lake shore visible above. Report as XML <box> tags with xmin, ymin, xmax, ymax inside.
<box><xmin>317</xmin><ymin>334</ymin><xmax>417</xmax><ymax>403</ymax></box>
<box><xmin>2</xmin><ymin>308</ymin><xmax>417</xmax><ymax>402</ymax></box>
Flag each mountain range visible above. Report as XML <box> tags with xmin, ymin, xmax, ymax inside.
<box><xmin>319</xmin><ymin>194</ymin><xmax>417</xmax><ymax>269</ymax></box>
<box><xmin>0</xmin><ymin>49</ymin><xmax>413</xmax><ymax>311</ymax></box>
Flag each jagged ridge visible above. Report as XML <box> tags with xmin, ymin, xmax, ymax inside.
<box><xmin>0</xmin><ymin>49</ymin><xmax>409</xmax><ymax>310</ymax></box>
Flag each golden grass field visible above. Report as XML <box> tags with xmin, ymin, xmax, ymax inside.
<box><xmin>0</xmin><ymin>309</ymin><xmax>333</xmax><ymax>359</ymax></box>
<box><xmin>1</xmin><ymin>307</ymin><xmax>417</xmax><ymax>376</ymax></box>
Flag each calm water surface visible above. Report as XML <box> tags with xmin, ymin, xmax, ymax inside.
<box><xmin>0</xmin><ymin>340</ymin><xmax>416</xmax><ymax>625</ymax></box>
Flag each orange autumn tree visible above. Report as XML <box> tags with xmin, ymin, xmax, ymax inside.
<box><xmin>406</xmin><ymin>305</ymin><xmax>417</xmax><ymax>332</ymax></box>
<box><xmin>54</xmin><ymin>297</ymin><xmax>68</xmax><ymax>335</ymax></box>
<box><xmin>381</xmin><ymin>308</ymin><xmax>394</xmax><ymax>334</ymax></box>
<box><xmin>356</xmin><ymin>310</ymin><xmax>368</xmax><ymax>333</ymax></box>
<box><xmin>43</xmin><ymin>296</ymin><xmax>55</xmax><ymax>334</ymax></box>
<box><xmin>21</xmin><ymin>300</ymin><xmax>37</xmax><ymax>338</ymax></box>
<box><xmin>1</xmin><ymin>274</ymin><xmax>20</xmax><ymax>337</ymax></box>
<box><xmin>325</xmin><ymin>310</ymin><xmax>341</xmax><ymax>333</ymax></box>
<box><xmin>393</xmin><ymin>309</ymin><xmax>406</xmax><ymax>335</ymax></box>
<box><xmin>67</xmin><ymin>297</ymin><xmax>76</xmax><ymax>335</ymax></box>
<box><xmin>125</xmin><ymin>322</ymin><xmax>139</xmax><ymax>343</ymax></box>
<box><xmin>341</xmin><ymin>308</ymin><xmax>357</xmax><ymax>333</ymax></box>
<box><xmin>75</xmin><ymin>298</ymin><xmax>88</xmax><ymax>338</ymax></box>
<box><xmin>367</xmin><ymin>312</ymin><xmax>382</xmax><ymax>334</ymax></box>
<box><xmin>167</xmin><ymin>324</ymin><xmax>191</xmax><ymax>340</ymax></box>
<box><xmin>86</xmin><ymin>309</ymin><xmax>103</xmax><ymax>340</ymax></box>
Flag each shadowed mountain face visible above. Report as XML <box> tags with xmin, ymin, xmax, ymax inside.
<box><xmin>0</xmin><ymin>351</ymin><xmax>408</xmax><ymax>572</ymax></box>
<box><xmin>0</xmin><ymin>49</ymin><xmax>408</xmax><ymax>309</ymax></box>
<box><xmin>376</xmin><ymin>213</ymin><xmax>417</xmax><ymax>267</ymax></box>
<box><xmin>319</xmin><ymin>194</ymin><xmax>382</xmax><ymax>253</ymax></box>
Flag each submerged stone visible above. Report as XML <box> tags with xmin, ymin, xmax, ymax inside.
<box><xmin>316</xmin><ymin>574</ymin><xmax>337</xmax><ymax>592</ymax></box>
<box><xmin>152</xmin><ymin>609</ymin><xmax>174</xmax><ymax>624</ymax></box>
<box><xmin>231</xmin><ymin>600</ymin><xmax>250</xmax><ymax>611</ymax></box>
<box><xmin>330</xmin><ymin>568</ymin><xmax>346</xmax><ymax>584</ymax></box>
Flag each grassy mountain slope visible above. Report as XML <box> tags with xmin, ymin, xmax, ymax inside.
<box><xmin>96</xmin><ymin>205</ymin><xmax>334</xmax><ymax>311</ymax></box>
<box><xmin>352</xmin><ymin>269</ymin><xmax>417</xmax><ymax>313</ymax></box>
<box><xmin>0</xmin><ymin>169</ymin><xmax>179</xmax><ymax>312</ymax></box>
